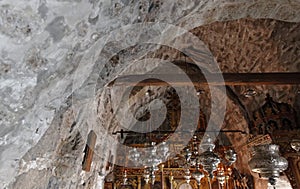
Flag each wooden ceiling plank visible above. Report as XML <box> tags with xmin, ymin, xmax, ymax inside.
<box><xmin>108</xmin><ymin>72</ymin><xmax>300</xmax><ymax>86</ymax></box>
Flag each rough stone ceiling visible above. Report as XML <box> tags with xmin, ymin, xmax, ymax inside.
<box><xmin>192</xmin><ymin>18</ymin><xmax>300</xmax><ymax>72</ymax></box>
<box><xmin>190</xmin><ymin>17</ymin><xmax>300</xmax><ymax>118</ymax></box>
<box><xmin>0</xmin><ymin>0</ymin><xmax>300</xmax><ymax>188</ymax></box>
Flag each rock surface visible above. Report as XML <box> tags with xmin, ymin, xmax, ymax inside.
<box><xmin>0</xmin><ymin>0</ymin><xmax>299</xmax><ymax>188</ymax></box>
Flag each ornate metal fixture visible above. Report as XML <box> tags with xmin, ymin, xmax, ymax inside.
<box><xmin>290</xmin><ymin>139</ymin><xmax>300</xmax><ymax>152</ymax></box>
<box><xmin>248</xmin><ymin>144</ymin><xmax>288</xmax><ymax>188</ymax></box>
<box><xmin>112</xmin><ymin>133</ymin><xmax>252</xmax><ymax>189</ymax></box>
<box><xmin>198</xmin><ymin>136</ymin><xmax>221</xmax><ymax>178</ymax></box>
<box><xmin>249</xmin><ymin>94</ymin><xmax>300</xmax><ymax>188</ymax></box>
<box><xmin>126</xmin><ymin>135</ymin><xmax>242</xmax><ymax>188</ymax></box>
<box><xmin>122</xmin><ymin>170</ymin><xmax>128</xmax><ymax>185</ymax></box>
<box><xmin>184</xmin><ymin>168</ymin><xmax>191</xmax><ymax>184</ymax></box>
<box><xmin>128</xmin><ymin>141</ymin><xmax>170</xmax><ymax>184</ymax></box>
<box><xmin>176</xmin><ymin>135</ymin><xmax>239</xmax><ymax>188</ymax></box>
<box><xmin>243</xmin><ymin>88</ymin><xmax>257</xmax><ymax>97</ymax></box>
<box><xmin>225</xmin><ymin>149</ymin><xmax>237</xmax><ymax>165</ymax></box>
<box><xmin>216</xmin><ymin>168</ymin><xmax>226</xmax><ymax>187</ymax></box>
<box><xmin>192</xmin><ymin>163</ymin><xmax>204</xmax><ymax>186</ymax></box>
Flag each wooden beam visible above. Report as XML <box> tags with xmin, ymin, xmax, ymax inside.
<box><xmin>108</xmin><ymin>72</ymin><xmax>300</xmax><ymax>87</ymax></box>
<box><xmin>82</xmin><ymin>130</ymin><xmax>97</xmax><ymax>172</ymax></box>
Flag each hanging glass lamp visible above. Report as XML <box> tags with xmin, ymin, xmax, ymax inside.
<box><xmin>248</xmin><ymin>144</ymin><xmax>288</xmax><ymax>188</ymax></box>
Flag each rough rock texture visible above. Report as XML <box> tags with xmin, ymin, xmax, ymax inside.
<box><xmin>0</xmin><ymin>0</ymin><xmax>299</xmax><ymax>188</ymax></box>
<box><xmin>192</xmin><ymin>19</ymin><xmax>300</xmax><ymax>73</ymax></box>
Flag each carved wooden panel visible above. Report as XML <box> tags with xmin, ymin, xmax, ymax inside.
<box><xmin>104</xmin><ymin>183</ymin><xmax>113</xmax><ymax>189</ymax></box>
<box><xmin>251</xmin><ymin>94</ymin><xmax>299</xmax><ymax>136</ymax></box>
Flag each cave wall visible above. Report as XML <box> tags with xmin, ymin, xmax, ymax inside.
<box><xmin>0</xmin><ymin>0</ymin><xmax>300</xmax><ymax>188</ymax></box>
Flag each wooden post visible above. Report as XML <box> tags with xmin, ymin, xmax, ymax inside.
<box><xmin>161</xmin><ymin>164</ymin><xmax>164</xmax><ymax>189</ymax></box>
<box><xmin>169</xmin><ymin>173</ymin><xmax>173</xmax><ymax>189</ymax></box>
<box><xmin>82</xmin><ymin>130</ymin><xmax>97</xmax><ymax>171</ymax></box>
<box><xmin>138</xmin><ymin>176</ymin><xmax>141</xmax><ymax>189</ymax></box>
